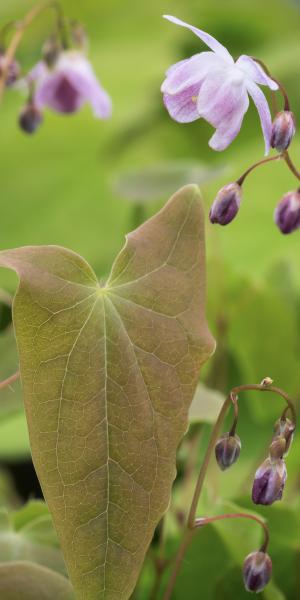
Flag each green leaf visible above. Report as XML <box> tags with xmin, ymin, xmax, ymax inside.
<box><xmin>0</xmin><ymin>185</ymin><xmax>215</xmax><ymax>600</ymax></box>
<box><xmin>0</xmin><ymin>561</ymin><xmax>74</xmax><ymax>599</ymax></box>
<box><xmin>0</xmin><ymin>503</ymin><xmax>66</xmax><ymax>576</ymax></box>
<box><xmin>189</xmin><ymin>383</ymin><xmax>225</xmax><ymax>424</ymax></box>
<box><xmin>113</xmin><ymin>161</ymin><xmax>226</xmax><ymax>202</ymax></box>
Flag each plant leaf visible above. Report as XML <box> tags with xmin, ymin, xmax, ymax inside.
<box><xmin>0</xmin><ymin>561</ymin><xmax>74</xmax><ymax>599</ymax></box>
<box><xmin>0</xmin><ymin>185</ymin><xmax>215</xmax><ymax>599</ymax></box>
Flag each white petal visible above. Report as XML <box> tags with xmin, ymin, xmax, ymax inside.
<box><xmin>197</xmin><ymin>68</ymin><xmax>247</xmax><ymax>127</ymax></box>
<box><xmin>163</xmin><ymin>15</ymin><xmax>234</xmax><ymax>63</ymax></box>
<box><xmin>236</xmin><ymin>55</ymin><xmax>279</xmax><ymax>90</ymax></box>
<box><xmin>161</xmin><ymin>52</ymin><xmax>224</xmax><ymax>95</ymax></box>
<box><xmin>246</xmin><ymin>79</ymin><xmax>273</xmax><ymax>154</ymax></box>
<box><xmin>209</xmin><ymin>93</ymin><xmax>249</xmax><ymax>151</ymax></box>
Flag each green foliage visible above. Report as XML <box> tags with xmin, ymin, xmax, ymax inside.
<box><xmin>0</xmin><ymin>501</ymin><xmax>66</xmax><ymax>575</ymax></box>
<box><xmin>0</xmin><ymin>561</ymin><xmax>74</xmax><ymax>599</ymax></box>
<box><xmin>0</xmin><ymin>186</ymin><xmax>215</xmax><ymax>599</ymax></box>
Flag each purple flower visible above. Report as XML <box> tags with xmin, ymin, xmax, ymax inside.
<box><xmin>271</xmin><ymin>111</ymin><xmax>296</xmax><ymax>152</ymax></box>
<box><xmin>29</xmin><ymin>50</ymin><xmax>112</xmax><ymax>118</ymax></box>
<box><xmin>215</xmin><ymin>433</ymin><xmax>241</xmax><ymax>470</ymax></box>
<box><xmin>209</xmin><ymin>182</ymin><xmax>242</xmax><ymax>225</ymax></box>
<box><xmin>243</xmin><ymin>551</ymin><xmax>272</xmax><ymax>593</ymax></box>
<box><xmin>252</xmin><ymin>457</ymin><xmax>287</xmax><ymax>505</ymax></box>
<box><xmin>0</xmin><ymin>53</ymin><xmax>20</xmax><ymax>87</ymax></box>
<box><xmin>274</xmin><ymin>191</ymin><xmax>300</xmax><ymax>234</ymax></box>
<box><xmin>161</xmin><ymin>15</ymin><xmax>278</xmax><ymax>153</ymax></box>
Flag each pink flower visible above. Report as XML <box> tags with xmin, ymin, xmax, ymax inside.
<box><xmin>29</xmin><ymin>50</ymin><xmax>112</xmax><ymax>118</ymax></box>
<box><xmin>161</xmin><ymin>15</ymin><xmax>278</xmax><ymax>153</ymax></box>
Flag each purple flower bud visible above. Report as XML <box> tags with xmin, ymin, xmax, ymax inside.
<box><xmin>215</xmin><ymin>433</ymin><xmax>241</xmax><ymax>470</ymax></box>
<box><xmin>243</xmin><ymin>551</ymin><xmax>272</xmax><ymax>593</ymax></box>
<box><xmin>252</xmin><ymin>457</ymin><xmax>287</xmax><ymax>505</ymax></box>
<box><xmin>274</xmin><ymin>191</ymin><xmax>300</xmax><ymax>234</ymax></box>
<box><xmin>209</xmin><ymin>183</ymin><xmax>242</xmax><ymax>226</ymax></box>
<box><xmin>19</xmin><ymin>103</ymin><xmax>43</xmax><ymax>134</ymax></box>
<box><xmin>0</xmin><ymin>53</ymin><xmax>20</xmax><ymax>87</ymax></box>
<box><xmin>273</xmin><ymin>417</ymin><xmax>295</xmax><ymax>455</ymax></box>
<box><xmin>271</xmin><ymin>111</ymin><xmax>296</xmax><ymax>152</ymax></box>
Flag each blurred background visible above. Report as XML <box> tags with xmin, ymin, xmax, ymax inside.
<box><xmin>0</xmin><ymin>0</ymin><xmax>300</xmax><ymax>598</ymax></box>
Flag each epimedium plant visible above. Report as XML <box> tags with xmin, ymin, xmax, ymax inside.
<box><xmin>0</xmin><ymin>3</ymin><xmax>298</xmax><ymax>600</ymax></box>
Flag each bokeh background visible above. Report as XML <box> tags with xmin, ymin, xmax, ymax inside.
<box><xmin>0</xmin><ymin>0</ymin><xmax>300</xmax><ymax>598</ymax></box>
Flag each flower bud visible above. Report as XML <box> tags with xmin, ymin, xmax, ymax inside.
<box><xmin>209</xmin><ymin>182</ymin><xmax>242</xmax><ymax>226</ymax></box>
<box><xmin>271</xmin><ymin>110</ymin><xmax>296</xmax><ymax>152</ymax></box>
<box><xmin>42</xmin><ymin>36</ymin><xmax>61</xmax><ymax>68</ymax></box>
<box><xmin>215</xmin><ymin>433</ymin><xmax>241</xmax><ymax>470</ymax></box>
<box><xmin>273</xmin><ymin>417</ymin><xmax>295</xmax><ymax>455</ymax></box>
<box><xmin>269</xmin><ymin>436</ymin><xmax>286</xmax><ymax>460</ymax></box>
<box><xmin>0</xmin><ymin>53</ymin><xmax>20</xmax><ymax>87</ymax></box>
<box><xmin>274</xmin><ymin>191</ymin><xmax>300</xmax><ymax>234</ymax></box>
<box><xmin>243</xmin><ymin>551</ymin><xmax>272</xmax><ymax>593</ymax></box>
<box><xmin>252</xmin><ymin>457</ymin><xmax>287</xmax><ymax>505</ymax></box>
<box><xmin>19</xmin><ymin>103</ymin><xmax>43</xmax><ymax>134</ymax></box>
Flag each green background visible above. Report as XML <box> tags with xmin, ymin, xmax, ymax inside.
<box><xmin>0</xmin><ymin>1</ymin><xmax>300</xmax><ymax>598</ymax></box>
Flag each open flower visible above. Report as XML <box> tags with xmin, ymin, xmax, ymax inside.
<box><xmin>161</xmin><ymin>15</ymin><xmax>278</xmax><ymax>153</ymax></box>
<box><xmin>29</xmin><ymin>50</ymin><xmax>112</xmax><ymax>118</ymax></box>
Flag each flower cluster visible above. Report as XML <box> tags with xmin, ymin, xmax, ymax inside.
<box><xmin>0</xmin><ymin>12</ymin><xmax>111</xmax><ymax>134</ymax></box>
<box><xmin>162</xmin><ymin>15</ymin><xmax>300</xmax><ymax>235</ymax></box>
<box><xmin>214</xmin><ymin>381</ymin><xmax>296</xmax><ymax>593</ymax></box>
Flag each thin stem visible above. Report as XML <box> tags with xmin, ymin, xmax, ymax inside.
<box><xmin>236</xmin><ymin>154</ymin><xmax>283</xmax><ymax>186</ymax></box>
<box><xmin>194</xmin><ymin>512</ymin><xmax>269</xmax><ymax>552</ymax></box>
<box><xmin>0</xmin><ymin>0</ymin><xmax>66</xmax><ymax>98</ymax></box>
<box><xmin>0</xmin><ymin>370</ymin><xmax>20</xmax><ymax>391</ymax></box>
<box><xmin>251</xmin><ymin>56</ymin><xmax>290</xmax><ymax>111</ymax></box>
<box><xmin>229</xmin><ymin>392</ymin><xmax>239</xmax><ymax>436</ymax></box>
<box><xmin>162</xmin><ymin>381</ymin><xmax>296</xmax><ymax>600</ymax></box>
<box><xmin>283</xmin><ymin>150</ymin><xmax>300</xmax><ymax>183</ymax></box>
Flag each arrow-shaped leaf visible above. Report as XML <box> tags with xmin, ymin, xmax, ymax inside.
<box><xmin>0</xmin><ymin>185</ymin><xmax>215</xmax><ymax>599</ymax></box>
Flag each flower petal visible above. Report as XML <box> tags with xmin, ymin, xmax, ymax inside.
<box><xmin>163</xmin><ymin>15</ymin><xmax>233</xmax><ymax>63</ymax></box>
<box><xmin>197</xmin><ymin>68</ymin><xmax>247</xmax><ymax>127</ymax></box>
<box><xmin>246</xmin><ymin>79</ymin><xmax>272</xmax><ymax>154</ymax></box>
<box><xmin>236</xmin><ymin>55</ymin><xmax>279</xmax><ymax>90</ymax></box>
<box><xmin>163</xmin><ymin>83</ymin><xmax>200</xmax><ymax>122</ymax></box>
<box><xmin>35</xmin><ymin>72</ymin><xmax>84</xmax><ymax>113</ymax></box>
<box><xmin>208</xmin><ymin>93</ymin><xmax>249</xmax><ymax>151</ymax></box>
<box><xmin>161</xmin><ymin>52</ymin><xmax>224</xmax><ymax>95</ymax></box>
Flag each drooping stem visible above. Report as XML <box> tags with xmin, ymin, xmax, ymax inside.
<box><xmin>236</xmin><ymin>154</ymin><xmax>283</xmax><ymax>186</ymax></box>
<box><xmin>283</xmin><ymin>150</ymin><xmax>300</xmax><ymax>182</ymax></box>
<box><xmin>0</xmin><ymin>0</ymin><xmax>67</xmax><ymax>98</ymax></box>
<box><xmin>0</xmin><ymin>370</ymin><xmax>20</xmax><ymax>391</ymax></box>
<box><xmin>195</xmin><ymin>512</ymin><xmax>269</xmax><ymax>553</ymax></box>
<box><xmin>229</xmin><ymin>392</ymin><xmax>239</xmax><ymax>436</ymax></box>
<box><xmin>162</xmin><ymin>381</ymin><xmax>296</xmax><ymax>600</ymax></box>
<box><xmin>251</xmin><ymin>56</ymin><xmax>290</xmax><ymax>111</ymax></box>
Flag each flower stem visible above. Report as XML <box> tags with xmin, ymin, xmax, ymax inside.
<box><xmin>236</xmin><ymin>154</ymin><xmax>283</xmax><ymax>186</ymax></box>
<box><xmin>162</xmin><ymin>381</ymin><xmax>295</xmax><ymax>600</ymax></box>
<box><xmin>283</xmin><ymin>150</ymin><xmax>300</xmax><ymax>183</ymax></box>
<box><xmin>0</xmin><ymin>370</ymin><xmax>20</xmax><ymax>391</ymax></box>
<box><xmin>195</xmin><ymin>512</ymin><xmax>270</xmax><ymax>553</ymax></box>
<box><xmin>0</xmin><ymin>0</ymin><xmax>66</xmax><ymax>98</ymax></box>
<box><xmin>250</xmin><ymin>57</ymin><xmax>290</xmax><ymax>111</ymax></box>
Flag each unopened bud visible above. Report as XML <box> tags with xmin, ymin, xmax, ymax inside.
<box><xmin>273</xmin><ymin>417</ymin><xmax>295</xmax><ymax>455</ymax></box>
<box><xmin>252</xmin><ymin>457</ymin><xmax>287</xmax><ymax>505</ymax></box>
<box><xmin>243</xmin><ymin>551</ymin><xmax>272</xmax><ymax>593</ymax></box>
<box><xmin>260</xmin><ymin>376</ymin><xmax>273</xmax><ymax>387</ymax></box>
<box><xmin>215</xmin><ymin>433</ymin><xmax>241</xmax><ymax>471</ymax></box>
<box><xmin>271</xmin><ymin>111</ymin><xmax>296</xmax><ymax>152</ymax></box>
<box><xmin>209</xmin><ymin>182</ymin><xmax>242</xmax><ymax>226</ymax></box>
<box><xmin>0</xmin><ymin>53</ymin><xmax>20</xmax><ymax>87</ymax></box>
<box><xmin>42</xmin><ymin>36</ymin><xmax>61</xmax><ymax>68</ymax></box>
<box><xmin>269</xmin><ymin>436</ymin><xmax>286</xmax><ymax>460</ymax></box>
<box><xmin>19</xmin><ymin>103</ymin><xmax>43</xmax><ymax>134</ymax></box>
<box><xmin>274</xmin><ymin>191</ymin><xmax>300</xmax><ymax>234</ymax></box>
